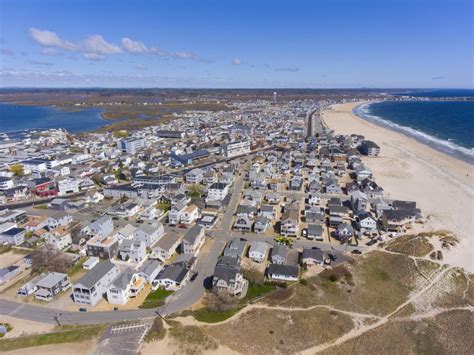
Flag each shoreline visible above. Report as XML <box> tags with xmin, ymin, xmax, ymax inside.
<box><xmin>352</xmin><ymin>100</ymin><xmax>474</xmax><ymax>165</ymax></box>
<box><xmin>323</xmin><ymin>102</ymin><xmax>474</xmax><ymax>272</ymax></box>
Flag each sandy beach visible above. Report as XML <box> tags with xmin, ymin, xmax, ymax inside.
<box><xmin>323</xmin><ymin>102</ymin><xmax>474</xmax><ymax>272</ymax></box>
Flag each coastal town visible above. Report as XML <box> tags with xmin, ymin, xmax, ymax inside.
<box><xmin>0</xmin><ymin>95</ymin><xmax>427</xmax><ymax>322</ymax></box>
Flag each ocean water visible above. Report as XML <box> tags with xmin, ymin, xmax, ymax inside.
<box><xmin>0</xmin><ymin>103</ymin><xmax>106</xmax><ymax>133</ymax></box>
<box><xmin>353</xmin><ymin>100</ymin><xmax>474</xmax><ymax>164</ymax></box>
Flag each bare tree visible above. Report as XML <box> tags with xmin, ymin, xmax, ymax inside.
<box><xmin>30</xmin><ymin>245</ymin><xmax>72</xmax><ymax>274</ymax></box>
<box><xmin>204</xmin><ymin>290</ymin><xmax>237</xmax><ymax>312</ymax></box>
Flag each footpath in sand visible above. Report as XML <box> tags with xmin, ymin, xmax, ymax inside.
<box><xmin>323</xmin><ymin>102</ymin><xmax>474</xmax><ymax>272</ymax></box>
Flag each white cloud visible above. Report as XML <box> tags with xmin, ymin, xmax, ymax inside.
<box><xmin>27</xmin><ymin>28</ymin><xmax>203</xmax><ymax>62</ymax></box>
<box><xmin>28</xmin><ymin>28</ymin><xmax>76</xmax><ymax>51</ymax></box>
<box><xmin>122</xmin><ymin>37</ymin><xmax>149</xmax><ymax>53</ymax></box>
<box><xmin>136</xmin><ymin>64</ymin><xmax>148</xmax><ymax>70</ymax></box>
<box><xmin>81</xmin><ymin>35</ymin><xmax>122</xmax><ymax>55</ymax></box>
<box><xmin>232</xmin><ymin>58</ymin><xmax>241</xmax><ymax>65</ymax></box>
<box><xmin>40</xmin><ymin>48</ymin><xmax>63</xmax><ymax>56</ymax></box>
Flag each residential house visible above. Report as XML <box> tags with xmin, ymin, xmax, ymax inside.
<box><xmin>280</xmin><ymin>210</ymin><xmax>299</xmax><ymax>237</ymax></box>
<box><xmin>267</xmin><ymin>264</ymin><xmax>299</xmax><ymax>281</ymax></box>
<box><xmin>152</xmin><ymin>233</ymin><xmax>180</xmax><ymax>261</ymax></box>
<box><xmin>0</xmin><ymin>227</ymin><xmax>25</xmax><ymax>245</ymax></box>
<box><xmin>271</xmin><ymin>244</ymin><xmax>289</xmax><ymax>265</ymax></box>
<box><xmin>181</xmin><ymin>225</ymin><xmax>205</xmax><ymax>255</ymax></box>
<box><xmin>212</xmin><ymin>256</ymin><xmax>248</xmax><ymax>297</ymax></box>
<box><xmin>233</xmin><ymin>215</ymin><xmax>253</xmax><ymax>232</ymax></box>
<box><xmin>249</xmin><ymin>241</ymin><xmax>269</xmax><ymax>263</ymax></box>
<box><xmin>153</xmin><ymin>263</ymin><xmax>189</xmax><ymax>291</ymax></box>
<box><xmin>180</xmin><ymin>204</ymin><xmax>200</xmax><ymax>225</ymax></box>
<box><xmin>86</xmin><ymin>234</ymin><xmax>119</xmax><ymax>260</ymax></box>
<box><xmin>307</xmin><ymin>224</ymin><xmax>324</xmax><ymax>241</ymax></box>
<box><xmin>0</xmin><ymin>266</ymin><xmax>20</xmax><ymax>284</ymax></box>
<box><xmin>106</xmin><ymin>271</ymin><xmax>145</xmax><ymax>305</ymax></box>
<box><xmin>254</xmin><ymin>216</ymin><xmax>271</xmax><ymax>234</ymax></box>
<box><xmin>302</xmin><ymin>248</ymin><xmax>324</xmax><ymax>267</ymax></box>
<box><xmin>34</xmin><ymin>272</ymin><xmax>71</xmax><ymax>301</ymax></box>
<box><xmin>134</xmin><ymin>223</ymin><xmax>164</xmax><ymax>247</ymax></box>
<box><xmin>118</xmin><ymin>239</ymin><xmax>147</xmax><ymax>264</ymax></box>
<box><xmin>73</xmin><ymin>262</ymin><xmax>120</xmax><ymax>306</ymax></box>
<box><xmin>223</xmin><ymin>238</ymin><xmax>247</xmax><ymax>258</ymax></box>
<box><xmin>138</xmin><ymin>259</ymin><xmax>163</xmax><ymax>284</ymax></box>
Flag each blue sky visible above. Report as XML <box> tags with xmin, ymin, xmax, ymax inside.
<box><xmin>0</xmin><ymin>0</ymin><xmax>472</xmax><ymax>88</ymax></box>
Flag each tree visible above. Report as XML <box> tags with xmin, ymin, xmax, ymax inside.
<box><xmin>113</xmin><ymin>130</ymin><xmax>129</xmax><ymax>139</ymax></box>
<box><xmin>9</xmin><ymin>164</ymin><xmax>24</xmax><ymax>176</ymax></box>
<box><xmin>204</xmin><ymin>290</ymin><xmax>237</xmax><ymax>312</ymax></box>
<box><xmin>30</xmin><ymin>245</ymin><xmax>71</xmax><ymax>274</ymax></box>
<box><xmin>187</xmin><ymin>184</ymin><xmax>204</xmax><ymax>199</ymax></box>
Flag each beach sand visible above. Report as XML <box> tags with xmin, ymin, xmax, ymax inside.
<box><xmin>323</xmin><ymin>102</ymin><xmax>474</xmax><ymax>272</ymax></box>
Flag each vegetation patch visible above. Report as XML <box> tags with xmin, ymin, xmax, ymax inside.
<box><xmin>206</xmin><ymin>307</ymin><xmax>354</xmax><ymax>354</ymax></box>
<box><xmin>144</xmin><ymin>318</ymin><xmax>166</xmax><ymax>343</ymax></box>
<box><xmin>140</xmin><ymin>287</ymin><xmax>174</xmax><ymax>309</ymax></box>
<box><xmin>320</xmin><ymin>310</ymin><xmax>474</xmax><ymax>355</ymax></box>
<box><xmin>168</xmin><ymin>321</ymin><xmax>218</xmax><ymax>353</ymax></box>
<box><xmin>0</xmin><ymin>324</ymin><xmax>106</xmax><ymax>351</ymax></box>
<box><xmin>386</xmin><ymin>234</ymin><xmax>434</xmax><ymax>257</ymax></box>
<box><xmin>265</xmin><ymin>251</ymin><xmax>435</xmax><ymax>316</ymax></box>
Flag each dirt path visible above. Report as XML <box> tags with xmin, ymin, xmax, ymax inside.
<box><xmin>304</xmin><ymin>266</ymin><xmax>458</xmax><ymax>354</ymax></box>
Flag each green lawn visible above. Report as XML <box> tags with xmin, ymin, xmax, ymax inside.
<box><xmin>192</xmin><ymin>308</ymin><xmax>239</xmax><ymax>323</ymax></box>
<box><xmin>241</xmin><ymin>283</ymin><xmax>276</xmax><ymax>304</ymax></box>
<box><xmin>140</xmin><ymin>288</ymin><xmax>174</xmax><ymax>309</ymax></box>
<box><xmin>67</xmin><ymin>258</ymin><xmax>86</xmax><ymax>276</ymax></box>
<box><xmin>0</xmin><ymin>325</ymin><xmax>106</xmax><ymax>351</ymax></box>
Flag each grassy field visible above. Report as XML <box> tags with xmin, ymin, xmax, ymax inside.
<box><xmin>385</xmin><ymin>234</ymin><xmax>435</xmax><ymax>257</ymax></box>
<box><xmin>264</xmin><ymin>251</ymin><xmax>439</xmax><ymax>316</ymax></box>
<box><xmin>206</xmin><ymin>307</ymin><xmax>354</xmax><ymax>354</ymax></box>
<box><xmin>319</xmin><ymin>310</ymin><xmax>474</xmax><ymax>355</ymax></box>
<box><xmin>140</xmin><ymin>288</ymin><xmax>174</xmax><ymax>309</ymax></box>
<box><xmin>0</xmin><ymin>324</ymin><xmax>106</xmax><ymax>351</ymax></box>
<box><xmin>191</xmin><ymin>308</ymin><xmax>239</xmax><ymax>323</ymax></box>
<box><xmin>168</xmin><ymin>321</ymin><xmax>218</xmax><ymax>353</ymax></box>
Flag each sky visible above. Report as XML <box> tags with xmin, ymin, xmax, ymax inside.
<box><xmin>0</xmin><ymin>0</ymin><xmax>472</xmax><ymax>88</ymax></box>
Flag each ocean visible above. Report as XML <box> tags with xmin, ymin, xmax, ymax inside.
<box><xmin>353</xmin><ymin>98</ymin><xmax>474</xmax><ymax>164</ymax></box>
<box><xmin>0</xmin><ymin>103</ymin><xmax>106</xmax><ymax>134</ymax></box>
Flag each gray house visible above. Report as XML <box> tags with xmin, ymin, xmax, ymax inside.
<box><xmin>271</xmin><ymin>244</ymin><xmax>289</xmax><ymax>265</ymax></box>
<box><xmin>181</xmin><ymin>224</ymin><xmax>205</xmax><ymax>254</ymax></box>
<box><xmin>223</xmin><ymin>238</ymin><xmax>248</xmax><ymax>258</ymax></box>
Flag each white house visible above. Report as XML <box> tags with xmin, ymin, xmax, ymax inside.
<box><xmin>249</xmin><ymin>241</ymin><xmax>269</xmax><ymax>263</ymax></box>
<box><xmin>206</xmin><ymin>183</ymin><xmax>229</xmax><ymax>202</ymax></box>
<box><xmin>106</xmin><ymin>271</ymin><xmax>145</xmax><ymax>305</ymax></box>
<box><xmin>58</xmin><ymin>178</ymin><xmax>80</xmax><ymax>196</ymax></box>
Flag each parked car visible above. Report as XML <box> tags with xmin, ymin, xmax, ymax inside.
<box><xmin>301</xmin><ymin>229</ymin><xmax>307</xmax><ymax>238</ymax></box>
<box><xmin>351</xmin><ymin>249</ymin><xmax>362</xmax><ymax>255</ymax></box>
<box><xmin>366</xmin><ymin>239</ymin><xmax>377</xmax><ymax>246</ymax></box>
<box><xmin>190</xmin><ymin>272</ymin><xmax>199</xmax><ymax>282</ymax></box>
<box><xmin>328</xmin><ymin>253</ymin><xmax>338</xmax><ymax>261</ymax></box>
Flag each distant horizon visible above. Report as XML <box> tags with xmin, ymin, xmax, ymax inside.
<box><xmin>1</xmin><ymin>87</ymin><xmax>473</xmax><ymax>91</ymax></box>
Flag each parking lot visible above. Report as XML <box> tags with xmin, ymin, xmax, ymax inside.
<box><xmin>93</xmin><ymin>320</ymin><xmax>152</xmax><ymax>355</ymax></box>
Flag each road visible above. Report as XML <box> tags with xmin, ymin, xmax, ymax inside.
<box><xmin>0</xmin><ymin>160</ymin><xmax>364</xmax><ymax>325</ymax></box>
<box><xmin>0</xmin><ymin>165</ymin><xmax>248</xmax><ymax>325</ymax></box>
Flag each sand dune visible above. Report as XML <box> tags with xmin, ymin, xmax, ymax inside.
<box><xmin>323</xmin><ymin>102</ymin><xmax>474</xmax><ymax>272</ymax></box>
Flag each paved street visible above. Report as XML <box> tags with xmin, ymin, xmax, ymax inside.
<box><xmin>0</xmin><ymin>160</ymin><xmax>364</xmax><ymax>325</ymax></box>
